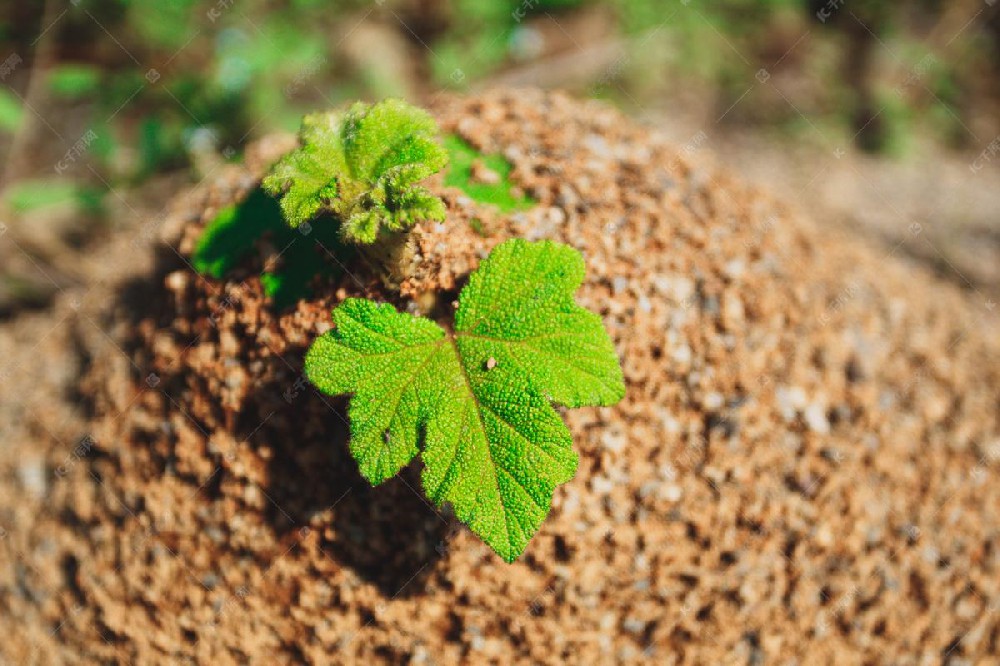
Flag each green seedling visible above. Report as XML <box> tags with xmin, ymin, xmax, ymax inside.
<box><xmin>262</xmin><ymin>98</ymin><xmax>449</xmax><ymax>244</ymax></box>
<box><xmin>193</xmin><ymin>101</ymin><xmax>624</xmax><ymax>562</ymax></box>
<box><xmin>305</xmin><ymin>238</ymin><xmax>625</xmax><ymax>562</ymax></box>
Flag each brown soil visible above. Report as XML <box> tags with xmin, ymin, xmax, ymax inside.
<box><xmin>2</xmin><ymin>90</ymin><xmax>999</xmax><ymax>664</ymax></box>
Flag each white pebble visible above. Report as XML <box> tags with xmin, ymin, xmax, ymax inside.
<box><xmin>601</xmin><ymin>428</ymin><xmax>626</xmax><ymax>453</ymax></box>
<box><xmin>19</xmin><ymin>458</ymin><xmax>47</xmax><ymax>498</ymax></box>
<box><xmin>671</xmin><ymin>345</ymin><xmax>692</xmax><ymax>366</ymax></box>
<box><xmin>724</xmin><ymin>259</ymin><xmax>745</xmax><ymax>279</ymax></box>
<box><xmin>804</xmin><ymin>403</ymin><xmax>830</xmax><ymax>434</ymax></box>
<box><xmin>591</xmin><ymin>475</ymin><xmax>615</xmax><ymax>495</ymax></box>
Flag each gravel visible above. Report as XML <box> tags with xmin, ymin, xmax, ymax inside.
<box><xmin>0</xmin><ymin>90</ymin><xmax>998</xmax><ymax>664</ymax></box>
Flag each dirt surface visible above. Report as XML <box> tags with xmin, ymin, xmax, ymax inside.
<box><xmin>646</xmin><ymin>108</ymin><xmax>1000</xmax><ymax>295</ymax></box>
<box><xmin>1</xmin><ymin>90</ymin><xmax>999</xmax><ymax>664</ymax></box>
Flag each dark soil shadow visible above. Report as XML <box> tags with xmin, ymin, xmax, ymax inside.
<box><xmin>255</xmin><ymin>389</ymin><xmax>450</xmax><ymax>597</ymax></box>
<box><xmin>68</xmin><ymin>242</ymin><xmax>186</xmax><ymax>420</ymax></box>
<box><xmin>71</xmin><ymin>208</ymin><xmax>450</xmax><ymax>598</ymax></box>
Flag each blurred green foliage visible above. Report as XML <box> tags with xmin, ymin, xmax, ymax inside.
<box><xmin>0</xmin><ymin>0</ymin><xmax>995</xmax><ymax>215</ymax></box>
<box><xmin>47</xmin><ymin>65</ymin><xmax>102</xmax><ymax>100</ymax></box>
<box><xmin>2</xmin><ymin>179</ymin><xmax>104</xmax><ymax>215</ymax></box>
<box><xmin>0</xmin><ymin>89</ymin><xmax>22</xmax><ymax>133</ymax></box>
<box><xmin>432</xmin><ymin>0</ymin><xmax>589</xmax><ymax>84</ymax></box>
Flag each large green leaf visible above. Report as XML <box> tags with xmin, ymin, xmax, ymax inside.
<box><xmin>305</xmin><ymin>239</ymin><xmax>624</xmax><ymax>561</ymax></box>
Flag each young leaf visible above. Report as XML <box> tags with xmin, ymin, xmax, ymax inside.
<box><xmin>305</xmin><ymin>239</ymin><xmax>625</xmax><ymax>562</ymax></box>
<box><xmin>262</xmin><ymin>99</ymin><xmax>448</xmax><ymax>244</ymax></box>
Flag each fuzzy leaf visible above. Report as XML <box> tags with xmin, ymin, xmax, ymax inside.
<box><xmin>262</xmin><ymin>99</ymin><xmax>448</xmax><ymax>243</ymax></box>
<box><xmin>305</xmin><ymin>239</ymin><xmax>625</xmax><ymax>562</ymax></box>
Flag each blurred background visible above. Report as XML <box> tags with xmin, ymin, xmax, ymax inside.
<box><xmin>1</xmin><ymin>0</ymin><xmax>999</xmax><ymax>316</ymax></box>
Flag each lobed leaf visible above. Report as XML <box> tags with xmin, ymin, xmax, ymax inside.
<box><xmin>442</xmin><ymin>135</ymin><xmax>533</xmax><ymax>212</ymax></box>
<box><xmin>262</xmin><ymin>112</ymin><xmax>347</xmax><ymax>228</ymax></box>
<box><xmin>262</xmin><ymin>99</ymin><xmax>448</xmax><ymax>243</ymax></box>
<box><xmin>305</xmin><ymin>239</ymin><xmax>625</xmax><ymax>561</ymax></box>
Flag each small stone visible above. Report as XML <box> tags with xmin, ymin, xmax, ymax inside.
<box><xmin>671</xmin><ymin>345</ymin><xmax>692</xmax><ymax>367</ymax></box>
<box><xmin>804</xmin><ymin>403</ymin><xmax>830</xmax><ymax>434</ymax></box>
<box><xmin>470</xmin><ymin>160</ymin><xmax>501</xmax><ymax>185</ymax></box>
<box><xmin>776</xmin><ymin>386</ymin><xmax>807</xmax><ymax>421</ymax></box>
<box><xmin>544</xmin><ymin>207</ymin><xmax>566</xmax><ymax>226</ymax></box>
<box><xmin>722</xmin><ymin>292</ymin><xmax>745</xmax><ymax>328</ymax></box>
<box><xmin>601</xmin><ymin>427</ymin><xmax>626</xmax><ymax>453</ymax></box>
<box><xmin>622</xmin><ymin>617</ymin><xmax>646</xmax><ymax>634</ymax></box>
<box><xmin>165</xmin><ymin>270</ymin><xmax>189</xmax><ymax>294</ymax></box>
<box><xmin>704</xmin><ymin>392</ymin><xmax>724</xmax><ymax>411</ymax></box>
<box><xmin>591</xmin><ymin>475</ymin><xmax>614</xmax><ymax>495</ymax></box>
<box><xmin>723</xmin><ymin>259</ymin><xmax>745</xmax><ymax>279</ymax></box>
<box><xmin>638</xmin><ymin>482</ymin><xmax>658</xmax><ymax>499</ymax></box>
<box><xmin>19</xmin><ymin>458</ymin><xmax>47</xmax><ymax>498</ymax></box>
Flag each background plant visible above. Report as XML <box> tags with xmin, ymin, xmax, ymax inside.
<box><xmin>3</xmin><ymin>0</ymin><xmax>995</xmax><ymax>194</ymax></box>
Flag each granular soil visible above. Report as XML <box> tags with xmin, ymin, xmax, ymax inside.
<box><xmin>1</xmin><ymin>90</ymin><xmax>998</xmax><ymax>664</ymax></box>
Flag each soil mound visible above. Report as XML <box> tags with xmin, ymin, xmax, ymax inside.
<box><xmin>3</xmin><ymin>90</ymin><xmax>999</xmax><ymax>664</ymax></box>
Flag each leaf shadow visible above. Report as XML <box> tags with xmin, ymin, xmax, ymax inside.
<box><xmin>192</xmin><ymin>187</ymin><xmax>353</xmax><ymax>310</ymax></box>
<box><xmin>253</xmin><ymin>388</ymin><xmax>451</xmax><ymax>598</ymax></box>
<box><xmin>76</xmin><ymin>219</ymin><xmax>449</xmax><ymax>600</ymax></box>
